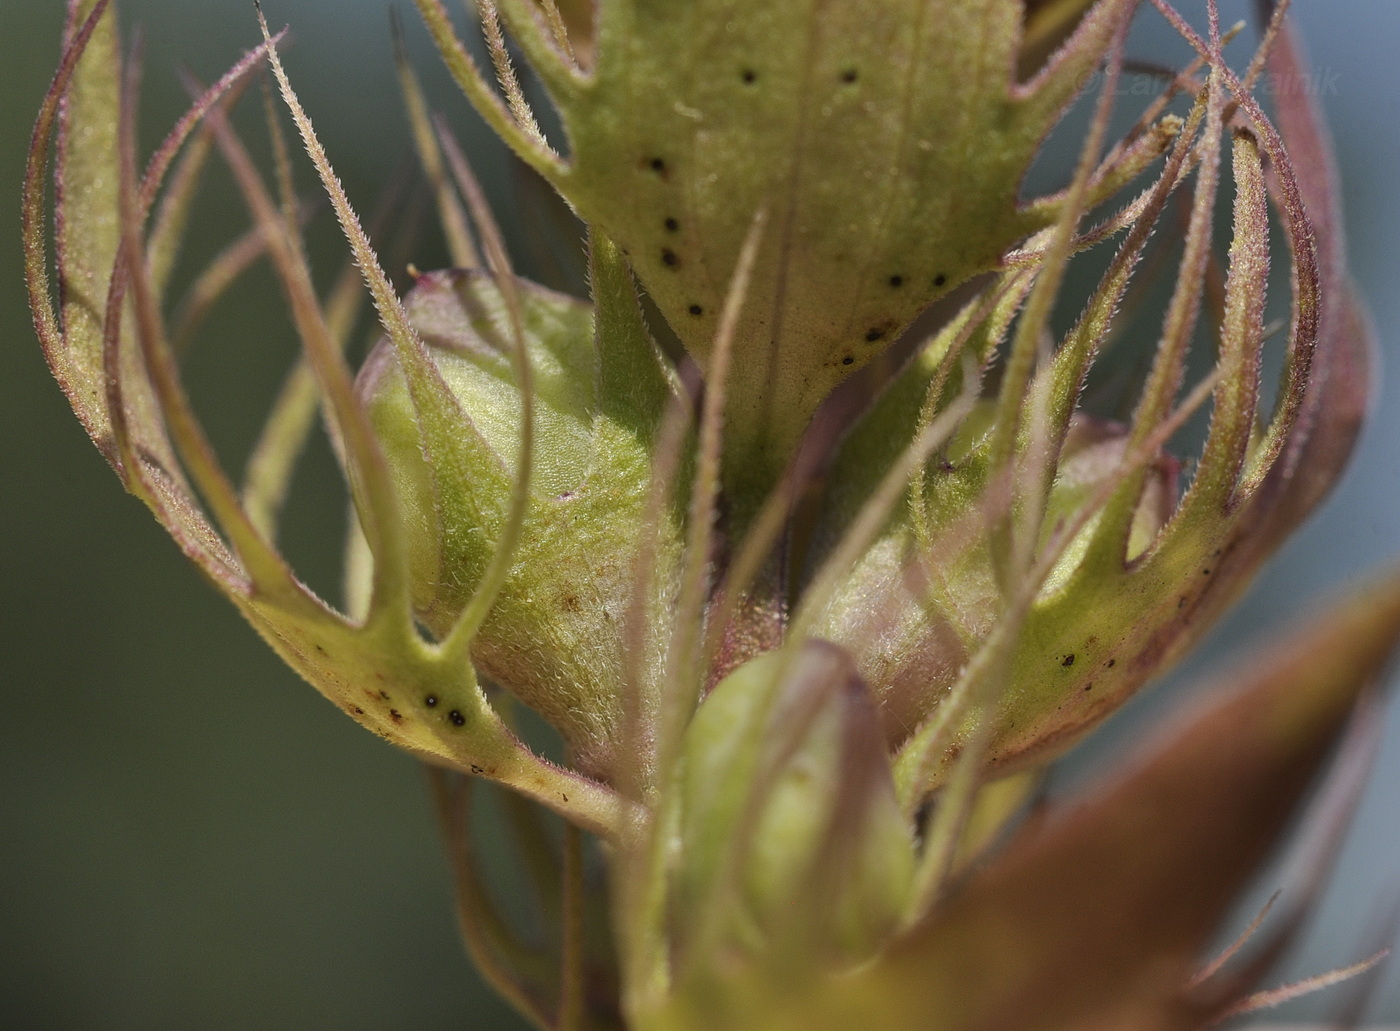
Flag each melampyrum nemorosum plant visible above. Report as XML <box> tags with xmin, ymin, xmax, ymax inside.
<box><xmin>24</xmin><ymin>0</ymin><xmax>1400</xmax><ymax>1028</ymax></box>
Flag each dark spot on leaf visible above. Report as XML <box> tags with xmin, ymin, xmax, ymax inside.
<box><xmin>865</xmin><ymin>327</ymin><xmax>886</xmax><ymax>343</ymax></box>
<box><xmin>741</xmin><ymin>69</ymin><xmax>756</xmax><ymax>84</ymax></box>
<box><xmin>448</xmin><ymin>710</ymin><xmax>466</xmax><ymax>727</ymax></box>
<box><xmin>378</xmin><ymin>690</ymin><xmax>390</xmax><ymax>700</ymax></box>
<box><xmin>1106</xmin><ymin>658</ymin><xmax>1116</xmax><ymax>668</ymax></box>
<box><xmin>470</xmin><ymin>763</ymin><xmax>484</xmax><ymax>774</ymax></box>
<box><xmin>888</xmin><ymin>274</ymin><xmax>904</xmax><ymax>287</ymax></box>
<box><xmin>840</xmin><ymin>68</ymin><xmax>858</xmax><ymax>84</ymax></box>
<box><xmin>688</xmin><ymin>303</ymin><xmax>704</xmax><ymax>315</ymax></box>
<box><xmin>649</xmin><ymin>156</ymin><xmax>667</xmax><ymax>174</ymax></box>
<box><xmin>562</xmin><ymin>793</ymin><xmax>569</xmax><ymax>802</ymax></box>
<box><xmin>1084</xmin><ymin>682</ymin><xmax>1094</xmax><ymax>693</ymax></box>
<box><xmin>1062</xmin><ymin>654</ymin><xmax>1075</xmax><ymax>667</ymax></box>
<box><xmin>842</xmin><ymin>355</ymin><xmax>854</xmax><ymax>366</ymax></box>
<box><xmin>389</xmin><ymin>709</ymin><xmax>403</xmax><ymax>723</ymax></box>
<box><xmin>314</xmin><ymin>644</ymin><xmax>326</xmax><ymax>655</ymax></box>
<box><xmin>353</xmin><ymin>706</ymin><xmax>364</xmax><ymax>715</ymax></box>
<box><xmin>661</xmin><ymin>247</ymin><xmax>679</xmax><ymax>268</ymax></box>
<box><xmin>664</xmin><ymin>216</ymin><xmax>679</xmax><ymax>232</ymax></box>
<box><xmin>561</xmin><ymin>594</ymin><xmax>581</xmax><ymax>612</ymax></box>
<box><xmin>424</xmin><ymin>695</ymin><xmax>438</xmax><ymax>708</ymax></box>
<box><xmin>1178</xmin><ymin>596</ymin><xmax>1187</xmax><ymax>609</ymax></box>
<box><xmin>934</xmin><ymin>273</ymin><xmax>947</xmax><ymax>287</ymax></box>
<box><xmin>1202</xmin><ymin>567</ymin><xmax>1211</xmax><ymax>575</ymax></box>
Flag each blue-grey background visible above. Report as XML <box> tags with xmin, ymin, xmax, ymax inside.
<box><xmin>0</xmin><ymin>1</ymin><xmax>1395</xmax><ymax>1027</ymax></box>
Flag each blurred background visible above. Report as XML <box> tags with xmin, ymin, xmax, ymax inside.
<box><xmin>1</xmin><ymin>1</ymin><xmax>1396</xmax><ymax>1027</ymax></box>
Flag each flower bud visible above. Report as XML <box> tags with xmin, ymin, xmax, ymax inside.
<box><xmin>669</xmin><ymin>642</ymin><xmax>914</xmax><ymax>980</ymax></box>
<box><xmin>810</xmin><ymin>403</ymin><xmax>1178</xmax><ymax>753</ymax></box>
<box><xmin>358</xmin><ymin>244</ymin><xmax>679</xmax><ymax>778</ymax></box>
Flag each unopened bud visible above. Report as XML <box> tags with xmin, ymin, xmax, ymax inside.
<box><xmin>671</xmin><ymin>641</ymin><xmax>914</xmax><ymax>977</ymax></box>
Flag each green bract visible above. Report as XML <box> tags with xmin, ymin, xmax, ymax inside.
<box><xmin>24</xmin><ymin>0</ymin><xmax>1399</xmax><ymax>1029</ymax></box>
<box><xmin>417</xmin><ymin>0</ymin><xmax>1155</xmax><ymax>511</ymax></box>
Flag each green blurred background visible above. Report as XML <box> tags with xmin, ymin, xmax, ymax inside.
<box><xmin>1</xmin><ymin>1</ymin><xmax>1397</xmax><ymax>1028</ymax></box>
